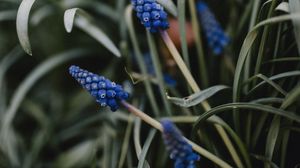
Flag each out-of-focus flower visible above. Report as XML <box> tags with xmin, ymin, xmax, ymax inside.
<box><xmin>131</xmin><ymin>0</ymin><xmax>169</xmax><ymax>33</ymax></box>
<box><xmin>197</xmin><ymin>1</ymin><xmax>229</xmax><ymax>55</ymax></box>
<box><xmin>161</xmin><ymin>119</ymin><xmax>200</xmax><ymax>168</ymax></box>
<box><xmin>69</xmin><ymin>65</ymin><xmax>129</xmax><ymax>112</ymax></box>
<box><xmin>167</xmin><ymin>18</ymin><xmax>195</xmax><ymax>48</ymax></box>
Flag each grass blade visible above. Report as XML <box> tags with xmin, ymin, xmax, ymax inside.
<box><xmin>64</xmin><ymin>8</ymin><xmax>121</xmax><ymax>57</ymax></box>
<box><xmin>156</xmin><ymin>0</ymin><xmax>177</xmax><ymax>17</ymax></box>
<box><xmin>194</xmin><ymin>103</ymin><xmax>300</xmax><ymax>130</ymax></box>
<box><xmin>137</xmin><ymin>129</ymin><xmax>156</xmax><ymax>168</ymax></box>
<box><xmin>289</xmin><ymin>0</ymin><xmax>300</xmax><ymax>54</ymax></box>
<box><xmin>16</xmin><ymin>0</ymin><xmax>36</xmax><ymax>55</ymax></box>
<box><xmin>167</xmin><ymin>85</ymin><xmax>229</xmax><ymax>107</ymax></box>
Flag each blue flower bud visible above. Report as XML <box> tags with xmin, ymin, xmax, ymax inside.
<box><xmin>142</xmin><ymin>12</ymin><xmax>151</xmax><ymax>22</ymax></box>
<box><xmin>143</xmin><ymin>3</ymin><xmax>152</xmax><ymax>11</ymax></box>
<box><xmin>131</xmin><ymin>0</ymin><xmax>169</xmax><ymax>33</ymax></box>
<box><xmin>69</xmin><ymin>65</ymin><xmax>130</xmax><ymax>112</ymax></box>
<box><xmin>161</xmin><ymin>119</ymin><xmax>200</xmax><ymax>168</ymax></box>
<box><xmin>196</xmin><ymin>1</ymin><xmax>229</xmax><ymax>55</ymax></box>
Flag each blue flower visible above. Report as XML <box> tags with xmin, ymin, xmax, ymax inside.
<box><xmin>197</xmin><ymin>1</ymin><xmax>230</xmax><ymax>55</ymax></box>
<box><xmin>131</xmin><ymin>0</ymin><xmax>169</xmax><ymax>33</ymax></box>
<box><xmin>69</xmin><ymin>65</ymin><xmax>129</xmax><ymax>112</ymax></box>
<box><xmin>161</xmin><ymin>119</ymin><xmax>200</xmax><ymax>168</ymax></box>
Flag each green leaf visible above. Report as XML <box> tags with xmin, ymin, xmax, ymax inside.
<box><xmin>281</xmin><ymin>85</ymin><xmax>300</xmax><ymax>109</ymax></box>
<box><xmin>55</xmin><ymin>140</ymin><xmax>97</xmax><ymax>168</ymax></box>
<box><xmin>194</xmin><ymin>103</ymin><xmax>300</xmax><ymax>130</ymax></box>
<box><xmin>137</xmin><ymin>129</ymin><xmax>156</xmax><ymax>168</ymax></box>
<box><xmin>156</xmin><ymin>0</ymin><xmax>177</xmax><ymax>17</ymax></box>
<box><xmin>16</xmin><ymin>0</ymin><xmax>36</xmax><ymax>55</ymax></box>
<box><xmin>168</xmin><ymin>85</ymin><xmax>229</xmax><ymax>107</ymax></box>
<box><xmin>289</xmin><ymin>0</ymin><xmax>300</xmax><ymax>54</ymax></box>
<box><xmin>249</xmin><ymin>71</ymin><xmax>300</xmax><ymax>94</ymax></box>
<box><xmin>64</xmin><ymin>8</ymin><xmax>121</xmax><ymax>57</ymax></box>
<box><xmin>0</xmin><ymin>10</ymin><xmax>17</xmax><ymax>21</ymax></box>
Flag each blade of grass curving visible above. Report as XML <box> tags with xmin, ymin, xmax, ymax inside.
<box><xmin>167</xmin><ymin>85</ymin><xmax>230</xmax><ymax>107</ymax></box>
<box><xmin>146</xmin><ymin>31</ymin><xmax>172</xmax><ymax>116</ymax></box>
<box><xmin>1</xmin><ymin>49</ymin><xmax>90</xmax><ymax>131</ymax></box>
<box><xmin>280</xmin><ymin>120</ymin><xmax>293</xmax><ymax>168</ymax></box>
<box><xmin>253</xmin><ymin>0</ymin><xmax>277</xmax><ymax>79</ymax></box>
<box><xmin>137</xmin><ymin>129</ymin><xmax>156</xmax><ymax>168</ymax></box>
<box><xmin>289</xmin><ymin>0</ymin><xmax>300</xmax><ymax>54</ymax></box>
<box><xmin>244</xmin><ymin>74</ymin><xmax>287</xmax><ymax>96</ymax></box>
<box><xmin>0</xmin><ymin>46</ymin><xmax>23</xmax><ymax>113</ymax></box>
<box><xmin>0</xmin><ymin>10</ymin><xmax>17</xmax><ymax>21</ymax></box>
<box><xmin>118</xmin><ymin>115</ymin><xmax>134</xmax><ymax>168</ymax></box>
<box><xmin>251</xmin><ymin>97</ymin><xmax>284</xmax><ymax>104</ymax></box>
<box><xmin>264</xmin><ymin>57</ymin><xmax>300</xmax><ymax>64</ymax></box>
<box><xmin>233</xmin><ymin>13</ymin><xmax>300</xmax><ymax>128</ymax></box>
<box><xmin>64</xmin><ymin>8</ymin><xmax>121</xmax><ymax>57</ymax></box>
<box><xmin>281</xmin><ymin>85</ymin><xmax>300</xmax><ymax>109</ymax></box>
<box><xmin>251</xmin><ymin>154</ymin><xmax>280</xmax><ymax>168</ymax></box>
<box><xmin>55</xmin><ymin>140</ymin><xmax>97</xmax><ymax>168</ymax></box>
<box><xmin>265</xmin><ymin>116</ymin><xmax>281</xmax><ymax>168</ymax></box>
<box><xmin>61</xmin><ymin>0</ymin><xmax>118</xmax><ymax>22</ymax></box>
<box><xmin>194</xmin><ymin>103</ymin><xmax>300</xmax><ymax>130</ymax></box>
<box><xmin>125</xmin><ymin>5</ymin><xmax>160</xmax><ymax>116</ymax></box>
<box><xmin>208</xmin><ymin>116</ymin><xmax>252</xmax><ymax>168</ymax></box>
<box><xmin>275</xmin><ymin>2</ymin><xmax>289</xmax><ymax>13</ymax></box>
<box><xmin>16</xmin><ymin>0</ymin><xmax>36</xmax><ymax>55</ymax></box>
<box><xmin>248</xmin><ymin>71</ymin><xmax>300</xmax><ymax>94</ymax></box>
<box><xmin>156</xmin><ymin>0</ymin><xmax>177</xmax><ymax>17</ymax></box>
<box><xmin>177</xmin><ymin>0</ymin><xmax>190</xmax><ymax>69</ymax></box>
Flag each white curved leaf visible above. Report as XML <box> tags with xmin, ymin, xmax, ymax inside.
<box><xmin>275</xmin><ymin>2</ymin><xmax>289</xmax><ymax>13</ymax></box>
<box><xmin>64</xmin><ymin>8</ymin><xmax>121</xmax><ymax>57</ymax></box>
<box><xmin>16</xmin><ymin>0</ymin><xmax>36</xmax><ymax>56</ymax></box>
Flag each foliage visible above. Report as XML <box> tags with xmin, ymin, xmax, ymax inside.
<box><xmin>0</xmin><ymin>0</ymin><xmax>299</xmax><ymax>167</ymax></box>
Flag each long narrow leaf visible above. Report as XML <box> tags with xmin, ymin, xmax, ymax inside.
<box><xmin>64</xmin><ymin>8</ymin><xmax>121</xmax><ymax>57</ymax></box>
<box><xmin>16</xmin><ymin>0</ymin><xmax>36</xmax><ymax>55</ymax></box>
<box><xmin>168</xmin><ymin>85</ymin><xmax>229</xmax><ymax>107</ymax></box>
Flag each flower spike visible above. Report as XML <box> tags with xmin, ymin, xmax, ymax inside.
<box><xmin>161</xmin><ymin>119</ymin><xmax>200</xmax><ymax>168</ymax></box>
<box><xmin>69</xmin><ymin>65</ymin><xmax>129</xmax><ymax>112</ymax></box>
<box><xmin>197</xmin><ymin>1</ymin><xmax>230</xmax><ymax>55</ymax></box>
<box><xmin>131</xmin><ymin>0</ymin><xmax>169</xmax><ymax>33</ymax></box>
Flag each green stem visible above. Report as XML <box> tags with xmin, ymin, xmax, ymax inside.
<box><xmin>146</xmin><ymin>31</ymin><xmax>172</xmax><ymax>116</ymax></box>
<box><xmin>125</xmin><ymin>6</ymin><xmax>160</xmax><ymax>116</ymax></box>
<box><xmin>121</xmin><ymin>100</ymin><xmax>233</xmax><ymax>168</ymax></box>
<box><xmin>160</xmin><ymin>30</ymin><xmax>243</xmax><ymax>168</ymax></box>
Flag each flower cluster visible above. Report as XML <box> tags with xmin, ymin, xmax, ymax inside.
<box><xmin>69</xmin><ymin>65</ymin><xmax>129</xmax><ymax>112</ymax></box>
<box><xmin>161</xmin><ymin>119</ymin><xmax>200</xmax><ymax>168</ymax></box>
<box><xmin>131</xmin><ymin>0</ymin><xmax>169</xmax><ymax>33</ymax></box>
<box><xmin>197</xmin><ymin>1</ymin><xmax>229</xmax><ymax>55</ymax></box>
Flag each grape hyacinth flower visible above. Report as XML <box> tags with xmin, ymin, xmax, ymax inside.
<box><xmin>131</xmin><ymin>0</ymin><xmax>169</xmax><ymax>33</ymax></box>
<box><xmin>161</xmin><ymin>119</ymin><xmax>200</xmax><ymax>168</ymax></box>
<box><xmin>197</xmin><ymin>1</ymin><xmax>230</xmax><ymax>55</ymax></box>
<box><xmin>69</xmin><ymin>65</ymin><xmax>129</xmax><ymax>112</ymax></box>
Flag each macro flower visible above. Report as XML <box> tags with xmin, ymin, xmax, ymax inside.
<box><xmin>131</xmin><ymin>0</ymin><xmax>169</xmax><ymax>33</ymax></box>
<box><xmin>161</xmin><ymin>119</ymin><xmax>200</xmax><ymax>168</ymax></box>
<box><xmin>69</xmin><ymin>65</ymin><xmax>129</xmax><ymax>112</ymax></box>
<box><xmin>197</xmin><ymin>1</ymin><xmax>230</xmax><ymax>55</ymax></box>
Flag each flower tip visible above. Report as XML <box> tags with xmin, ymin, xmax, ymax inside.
<box><xmin>161</xmin><ymin>119</ymin><xmax>174</xmax><ymax>132</ymax></box>
<box><xmin>196</xmin><ymin>1</ymin><xmax>208</xmax><ymax>12</ymax></box>
<box><xmin>68</xmin><ymin>65</ymin><xmax>130</xmax><ymax>112</ymax></box>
